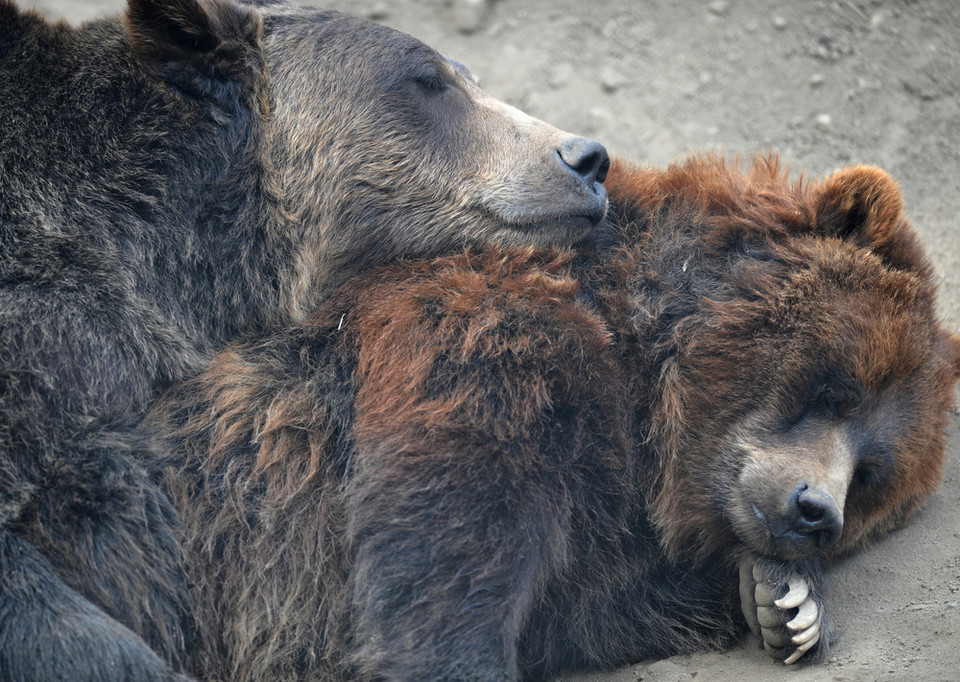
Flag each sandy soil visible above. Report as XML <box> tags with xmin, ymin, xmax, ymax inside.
<box><xmin>22</xmin><ymin>1</ymin><xmax>960</xmax><ymax>680</ymax></box>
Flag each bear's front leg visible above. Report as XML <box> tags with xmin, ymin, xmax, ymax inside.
<box><xmin>344</xmin><ymin>443</ymin><xmax>568</xmax><ymax>682</ymax></box>
<box><xmin>738</xmin><ymin>554</ymin><xmax>830</xmax><ymax>664</ymax></box>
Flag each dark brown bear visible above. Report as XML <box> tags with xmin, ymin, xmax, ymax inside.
<box><xmin>0</xmin><ymin>0</ymin><xmax>608</xmax><ymax>678</ymax></box>
<box><xmin>155</xmin><ymin>154</ymin><xmax>960</xmax><ymax>680</ymax></box>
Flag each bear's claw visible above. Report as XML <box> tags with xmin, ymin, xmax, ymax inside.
<box><xmin>775</xmin><ymin>575</ymin><xmax>809</xmax><ymax>609</ymax></box>
<box><xmin>740</xmin><ymin>556</ymin><xmax>824</xmax><ymax>665</ymax></box>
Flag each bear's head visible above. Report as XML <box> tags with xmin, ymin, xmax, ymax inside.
<box><xmin>126</xmin><ymin>0</ymin><xmax>609</xmax><ymax>312</ymax></box>
<box><xmin>617</xmin><ymin>158</ymin><xmax>960</xmax><ymax>564</ymax></box>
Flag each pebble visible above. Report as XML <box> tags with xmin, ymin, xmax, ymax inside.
<box><xmin>589</xmin><ymin>107</ymin><xmax>613</xmax><ymax>132</ymax></box>
<box><xmin>773</xmin><ymin>15</ymin><xmax>788</xmax><ymax>30</ymax></box>
<box><xmin>709</xmin><ymin>0</ymin><xmax>730</xmax><ymax>15</ymax></box>
<box><xmin>548</xmin><ymin>63</ymin><xmax>574</xmax><ymax>89</ymax></box>
<box><xmin>450</xmin><ymin>0</ymin><xmax>491</xmax><ymax>34</ymax></box>
<box><xmin>365</xmin><ymin>2</ymin><xmax>390</xmax><ymax>20</ymax></box>
<box><xmin>600</xmin><ymin>66</ymin><xmax>625</xmax><ymax>92</ymax></box>
<box><xmin>814</xmin><ymin>113</ymin><xmax>832</xmax><ymax>131</ymax></box>
<box><xmin>810</xmin><ymin>73</ymin><xmax>826</xmax><ymax>87</ymax></box>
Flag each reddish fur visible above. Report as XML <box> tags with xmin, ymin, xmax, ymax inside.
<box><xmin>156</xmin><ymin>154</ymin><xmax>960</xmax><ymax>680</ymax></box>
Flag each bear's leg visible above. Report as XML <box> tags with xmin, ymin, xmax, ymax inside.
<box><xmin>10</xmin><ymin>427</ymin><xmax>194</xmax><ymax>671</ymax></box>
<box><xmin>0</xmin><ymin>530</ymin><xmax>191</xmax><ymax>682</ymax></box>
<box><xmin>0</xmin><ymin>291</ymin><xmax>195</xmax><ymax>677</ymax></box>
<box><xmin>0</xmin><ymin>427</ymin><xmax>194</xmax><ymax>681</ymax></box>
<box><xmin>738</xmin><ymin>553</ymin><xmax>831</xmax><ymax>664</ymax></box>
<box><xmin>344</xmin><ymin>447</ymin><xmax>566</xmax><ymax>681</ymax></box>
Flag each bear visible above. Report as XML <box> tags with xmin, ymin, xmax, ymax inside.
<box><xmin>0</xmin><ymin>0</ymin><xmax>609</xmax><ymax>679</ymax></box>
<box><xmin>152</xmin><ymin>152</ymin><xmax>960</xmax><ymax>681</ymax></box>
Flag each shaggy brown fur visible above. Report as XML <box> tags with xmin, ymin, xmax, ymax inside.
<box><xmin>154</xmin><ymin>154</ymin><xmax>960</xmax><ymax>680</ymax></box>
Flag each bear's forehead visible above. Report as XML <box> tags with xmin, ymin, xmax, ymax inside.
<box><xmin>261</xmin><ymin>7</ymin><xmax>435</xmax><ymax>58</ymax></box>
<box><xmin>259</xmin><ymin>8</ymin><xmax>450</xmax><ymax>91</ymax></box>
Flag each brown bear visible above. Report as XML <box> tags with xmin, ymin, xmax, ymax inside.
<box><xmin>0</xmin><ymin>0</ymin><xmax>608</xmax><ymax>679</ymax></box>
<box><xmin>153</xmin><ymin>153</ymin><xmax>960</xmax><ymax>680</ymax></box>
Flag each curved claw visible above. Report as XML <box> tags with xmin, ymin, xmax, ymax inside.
<box><xmin>787</xmin><ymin>597</ymin><xmax>818</xmax><ymax>631</ymax></box>
<box><xmin>775</xmin><ymin>575</ymin><xmax>809</xmax><ymax>610</ymax></box>
<box><xmin>783</xmin><ymin>634</ymin><xmax>819</xmax><ymax>664</ymax></box>
<box><xmin>792</xmin><ymin>620</ymin><xmax>821</xmax><ymax>646</ymax></box>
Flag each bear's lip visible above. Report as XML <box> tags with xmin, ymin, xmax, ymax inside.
<box><xmin>480</xmin><ymin>179</ymin><xmax>609</xmax><ymax>247</ymax></box>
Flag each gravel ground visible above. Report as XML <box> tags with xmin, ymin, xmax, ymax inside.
<box><xmin>20</xmin><ymin>1</ymin><xmax>960</xmax><ymax>680</ymax></box>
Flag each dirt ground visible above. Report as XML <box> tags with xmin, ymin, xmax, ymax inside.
<box><xmin>23</xmin><ymin>1</ymin><xmax>960</xmax><ymax>680</ymax></box>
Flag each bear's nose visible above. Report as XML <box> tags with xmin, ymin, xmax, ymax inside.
<box><xmin>557</xmin><ymin>137</ymin><xmax>610</xmax><ymax>186</ymax></box>
<box><xmin>788</xmin><ymin>484</ymin><xmax>843</xmax><ymax>550</ymax></box>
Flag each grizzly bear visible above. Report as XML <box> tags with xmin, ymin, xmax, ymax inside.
<box><xmin>0</xmin><ymin>0</ymin><xmax>609</xmax><ymax>678</ymax></box>
<box><xmin>154</xmin><ymin>153</ymin><xmax>960</xmax><ymax>680</ymax></box>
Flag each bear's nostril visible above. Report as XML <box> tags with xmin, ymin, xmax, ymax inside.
<box><xmin>557</xmin><ymin>137</ymin><xmax>610</xmax><ymax>186</ymax></box>
<box><xmin>791</xmin><ymin>486</ymin><xmax>843</xmax><ymax>549</ymax></box>
<box><xmin>799</xmin><ymin>499</ymin><xmax>824</xmax><ymax>522</ymax></box>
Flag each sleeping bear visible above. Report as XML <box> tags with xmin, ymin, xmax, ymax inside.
<box><xmin>154</xmin><ymin>154</ymin><xmax>960</xmax><ymax>680</ymax></box>
<box><xmin>0</xmin><ymin>0</ymin><xmax>607</xmax><ymax>678</ymax></box>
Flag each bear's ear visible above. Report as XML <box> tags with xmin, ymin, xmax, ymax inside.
<box><xmin>815</xmin><ymin>165</ymin><xmax>904</xmax><ymax>244</ymax></box>
<box><xmin>127</xmin><ymin>0</ymin><xmax>264</xmax><ymax>103</ymax></box>
<box><xmin>814</xmin><ymin>165</ymin><xmax>929</xmax><ymax>273</ymax></box>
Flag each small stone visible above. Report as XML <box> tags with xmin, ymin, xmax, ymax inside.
<box><xmin>870</xmin><ymin>11</ymin><xmax>888</xmax><ymax>29</ymax></box>
<box><xmin>810</xmin><ymin>73</ymin><xmax>825</xmax><ymax>87</ymax></box>
<box><xmin>773</xmin><ymin>15</ymin><xmax>788</xmax><ymax>29</ymax></box>
<box><xmin>365</xmin><ymin>2</ymin><xmax>390</xmax><ymax>21</ymax></box>
<box><xmin>588</xmin><ymin>107</ymin><xmax>613</xmax><ymax>133</ymax></box>
<box><xmin>450</xmin><ymin>0</ymin><xmax>491</xmax><ymax>34</ymax></box>
<box><xmin>601</xmin><ymin>66</ymin><xmax>626</xmax><ymax>92</ymax></box>
<box><xmin>548</xmin><ymin>63</ymin><xmax>575</xmax><ymax>89</ymax></box>
<box><xmin>709</xmin><ymin>0</ymin><xmax>730</xmax><ymax>15</ymax></box>
<box><xmin>814</xmin><ymin>113</ymin><xmax>832</xmax><ymax>132</ymax></box>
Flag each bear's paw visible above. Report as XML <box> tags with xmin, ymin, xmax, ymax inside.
<box><xmin>739</xmin><ymin>555</ymin><xmax>827</xmax><ymax>665</ymax></box>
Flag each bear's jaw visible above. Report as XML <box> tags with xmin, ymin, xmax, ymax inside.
<box><xmin>489</xmin><ymin>213</ymin><xmax>605</xmax><ymax>249</ymax></box>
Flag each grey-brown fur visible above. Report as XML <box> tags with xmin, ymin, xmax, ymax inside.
<box><xmin>0</xmin><ymin>0</ymin><xmax>608</xmax><ymax>678</ymax></box>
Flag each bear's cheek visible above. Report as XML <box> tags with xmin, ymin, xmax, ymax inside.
<box><xmin>727</xmin><ymin>419</ymin><xmax>856</xmax><ymax>560</ymax></box>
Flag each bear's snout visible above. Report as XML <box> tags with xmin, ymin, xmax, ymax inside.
<box><xmin>782</xmin><ymin>484</ymin><xmax>843</xmax><ymax>552</ymax></box>
<box><xmin>747</xmin><ymin>483</ymin><xmax>844</xmax><ymax>557</ymax></box>
<box><xmin>731</xmin><ymin>416</ymin><xmax>855</xmax><ymax>559</ymax></box>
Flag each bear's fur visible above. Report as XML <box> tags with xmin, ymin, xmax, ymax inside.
<box><xmin>0</xmin><ymin>0</ymin><xmax>608</xmax><ymax>678</ymax></box>
<box><xmin>155</xmin><ymin>153</ymin><xmax>960</xmax><ymax>680</ymax></box>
